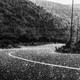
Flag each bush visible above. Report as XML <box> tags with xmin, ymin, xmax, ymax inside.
<box><xmin>0</xmin><ymin>39</ymin><xmax>20</xmax><ymax>48</ymax></box>
<box><xmin>0</xmin><ymin>39</ymin><xmax>13</xmax><ymax>48</ymax></box>
<box><xmin>56</xmin><ymin>41</ymin><xmax>80</xmax><ymax>54</ymax></box>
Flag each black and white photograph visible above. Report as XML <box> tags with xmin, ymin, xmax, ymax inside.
<box><xmin>0</xmin><ymin>0</ymin><xmax>80</xmax><ymax>80</ymax></box>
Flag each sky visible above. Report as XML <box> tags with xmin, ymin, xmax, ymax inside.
<box><xmin>46</xmin><ymin>0</ymin><xmax>80</xmax><ymax>4</ymax></box>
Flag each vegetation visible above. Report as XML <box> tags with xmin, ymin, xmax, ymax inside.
<box><xmin>30</xmin><ymin>0</ymin><xmax>80</xmax><ymax>53</ymax></box>
<box><xmin>56</xmin><ymin>41</ymin><xmax>80</xmax><ymax>53</ymax></box>
<box><xmin>0</xmin><ymin>0</ymin><xmax>69</xmax><ymax>48</ymax></box>
<box><xmin>30</xmin><ymin>0</ymin><xmax>80</xmax><ymax>21</ymax></box>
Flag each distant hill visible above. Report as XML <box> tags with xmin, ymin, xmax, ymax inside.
<box><xmin>30</xmin><ymin>0</ymin><xmax>80</xmax><ymax>21</ymax></box>
<box><xmin>74</xmin><ymin>4</ymin><xmax>80</xmax><ymax>9</ymax></box>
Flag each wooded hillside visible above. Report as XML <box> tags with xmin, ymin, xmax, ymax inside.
<box><xmin>0</xmin><ymin>0</ymin><xmax>69</xmax><ymax>47</ymax></box>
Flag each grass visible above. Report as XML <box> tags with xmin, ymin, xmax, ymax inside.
<box><xmin>0</xmin><ymin>47</ymin><xmax>80</xmax><ymax>80</ymax></box>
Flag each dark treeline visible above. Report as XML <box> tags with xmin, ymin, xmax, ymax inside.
<box><xmin>0</xmin><ymin>0</ymin><xmax>69</xmax><ymax>48</ymax></box>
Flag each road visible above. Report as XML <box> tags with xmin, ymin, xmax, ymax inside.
<box><xmin>8</xmin><ymin>51</ymin><xmax>80</xmax><ymax>71</ymax></box>
<box><xmin>6</xmin><ymin>43</ymin><xmax>80</xmax><ymax>71</ymax></box>
<box><xmin>0</xmin><ymin>43</ymin><xmax>80</xmax><ymax>80</ymax></box>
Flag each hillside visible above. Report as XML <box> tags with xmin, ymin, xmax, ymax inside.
<box><xmin>30</xmin><ymin>0</ymin><xmax>80</xmax><ymax>45</ymax></box>
<box><xmin>73</xmin><ymin>4</ymin><xmax>80</xmax><ymax>9</ymax></box>
<box><xmin>30</xmin><ymin>0</ymin><xmax>80</xmax><ymax>21</ymax></box>
<box><xmin>0</xmin><ymin>0</ymin><xmax>68</xmax><ymax>48</ymax></box>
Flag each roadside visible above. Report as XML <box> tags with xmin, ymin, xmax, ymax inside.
<box><xmin>0</xmin><ymin>43</ymin><xmax>65</xmax><ymax>52</ymax></box>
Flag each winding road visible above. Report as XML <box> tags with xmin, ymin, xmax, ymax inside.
<box><xmin>8</xmin><ymin>51</ymin><xmax>80</xmax><ymax>71</ymax></box>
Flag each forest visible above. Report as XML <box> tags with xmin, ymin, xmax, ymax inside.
<box><xmin>0</xmin><ymin>0</ymin><xmax>69</xmax><ymax>48</ymax></box>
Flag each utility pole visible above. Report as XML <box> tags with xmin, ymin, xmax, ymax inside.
<box><xmin>69</xmin><ymin>0</ymin><xmax>74</xmax><ymax>46</ymax></box>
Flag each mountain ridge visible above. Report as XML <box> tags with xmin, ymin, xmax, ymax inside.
<box><xmin>29</xmin><ymin>0</ymin><xmax>80</xmax><ymax>21</ymax></box>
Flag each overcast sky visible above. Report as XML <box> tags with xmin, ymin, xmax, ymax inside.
<box><xmin>46</xmin><ymin>0</ymin><xmax>80</xmax><ymax>4</ymax></box>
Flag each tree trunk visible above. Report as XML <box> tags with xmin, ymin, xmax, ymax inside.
<box><xmin>70</xmin><ymin>25</ymin><xmax>77</xmax><ymax>48</ymax></box>
<box><xmin>69</xmin><ymin>0</ymin><xmax>75</xmax><ymax>48</ymax></box>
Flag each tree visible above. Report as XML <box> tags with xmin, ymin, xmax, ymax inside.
<box><xmin>69</xmin><ymin>0</ymin><xmax>75</xmax><ymax>48</ymax></box>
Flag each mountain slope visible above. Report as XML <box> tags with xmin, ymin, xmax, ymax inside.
<box><xmin>30</xmin><ymin>0</ymin><xmax>80</xmax><ymax>21</ymax></box>
<box><xmin>30</xmin><ymin>0</ymin><xmax>80</xmax><ymax>43</ymax></box>
<box><xmin>0</xmin><ymin>0</ymin><xmax>68</xmax><ymax>47</ymax></box>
